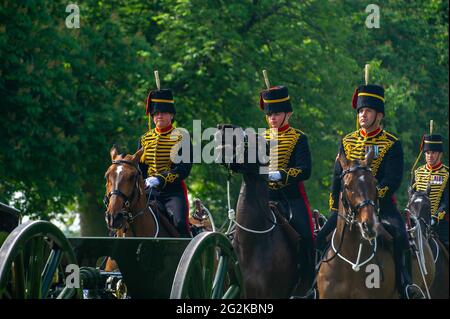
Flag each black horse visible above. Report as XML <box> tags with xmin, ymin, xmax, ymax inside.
<box><xmin>214</xmin><ymin>124</ymin><xmax>302</xmax><ymax>298</ymax></box>
<box><xmin>407</xmin><ymin>187</ymin><xmax>447</xmax><ymax>298</ymax></box>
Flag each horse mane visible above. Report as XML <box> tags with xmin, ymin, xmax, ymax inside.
<box><xmin>117</xmin><ymin>153</ymin><xmax>133</xmax><ymax>161</ymax></box>
<box><xmin>350</xmin><ymin>159</ymin><xmax>363</xmax><ymax>167</ymax></box>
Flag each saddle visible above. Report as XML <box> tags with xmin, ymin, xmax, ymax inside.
<box><xmin>378</xmin><ymin>219</ymin><xmax>394</xmax><ymax>242</ymax></box>
<box><xmin>147</xmin><ymin>199</ymin><xmax>180</xmax><ymax>237</ymax></box>
<box><xmin>268</xmin><ymin>201</ymin><xmax>301</xmax><ymax>245</ymax></box>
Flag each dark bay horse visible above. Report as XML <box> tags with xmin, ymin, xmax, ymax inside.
<box><xmin>104</xmin><ymin>145</ymin><xmax>178</xmax><ymax>270</ymax></box>
<box><xmin>317</xmin><ymin>148</ymin><xmax>398</xmax><ymax>298</ymax></box>
<box><xmin>318</xmin><ymin>149</ymin><xmax>434</xmax><ymax>298</ymax></box>
<box><xmin>214</xmin><ymin>124</ymin><xmax>300</xmax><ymax>298</ymax></box>
<box><xmin>407</xmin><ymin>187</ymin><xmax>448</xmax><ymax>298</ymax></box>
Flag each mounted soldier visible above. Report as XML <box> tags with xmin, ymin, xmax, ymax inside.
<box><xmin>259</xmin><ymin>80</ymin><xmax>316</xmax><ymax>296</ymax></box>
<box><xmin>138</xmin><ymin>72</ymin><xmax>192</xmax><ymax>238</ymax></box>
<box><xmin>316</xmin><ymin>71</ymin><xmax>425</xmax><ymax>298</ymax></box>
<box><xmin>411</xmin><ymin>132</ymin><xmax>449</xmax><ymax>250</ymax></box>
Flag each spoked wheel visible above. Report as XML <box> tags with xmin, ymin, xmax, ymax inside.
<box><xmin>0</xmin><ymin>221</ymin><xmax>80</xmax><ymax>299</ymax></box>
<box><xmin>170</xmin><ymin>232</ymin><xmax>244</xmax><ymax>299</ymax></box>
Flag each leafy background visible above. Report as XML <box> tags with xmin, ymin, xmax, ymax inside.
<box><xmin>1</xmin><ymin>0</ymin><xmax>448</xmax><ymax>235</ymax></box>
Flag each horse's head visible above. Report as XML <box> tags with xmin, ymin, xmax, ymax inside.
<box><xmin>338</xmin><ymin>146</ymin><xmax>379</xmax><ymax>241</ymax></box>
<box><xmin>214</xmin><ymin>124</ymin><xmax>269</xmax><ymax>175</ymax></box>
<box><xmin>104</xmin><ymin>145</ymin><xmax>144</xmax><ymax>231</ymax></box>
<box><xmin>407</xmin><ymin>185</ymin><xmax>432</xmax><ymax>225</ymax></box>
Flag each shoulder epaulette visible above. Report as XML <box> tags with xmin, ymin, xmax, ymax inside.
<box><xmin>383</xmin><ymin>130</ymin><xmax>399</xmax><ymax>141</ymax></box>
<box><xmin>292</xmin><ymin>128</ymin><xmax>305</xmax><ymax>136</ymax></box>
<box><xmin>343</xmin><ymin>130</ymin><xmax>359</xmax><ymax>140</ymax></box>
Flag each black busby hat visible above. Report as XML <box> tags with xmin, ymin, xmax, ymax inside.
<box><xmin>422</xmin><ymin>134</ymin><xmax>444</xmax><ymax>152</ymax></box>
<box><xmin>146</xmin><ymin>89</ymin><xmax>176</xmax><ymax>116</ymax></box>
<box><xmin>351</xmin><ymin>84</ymin><xmax>385</xmax><ymax>114</ymax></box>
<box><xmin>259</xmin><ymin>86</ymin><xmax>292</xmax><ymax>114</ymax></box>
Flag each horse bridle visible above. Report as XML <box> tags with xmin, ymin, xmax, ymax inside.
<box><xmin>320</xmin><ymin>164</ymin><xmax>379</xmax><ymax>266</ymax></box>
<box><xmin>405</xmin><ymin>191</ymin><xmax>433</xmax><ymax>238</ymax></box>
<box><xmin>339</xmin><ymin>165</ymin><xmax>378</xmax><ymax>227</ymax></box>
<box><xmin>104</xmin><ymin>160</ymin><xmax>143</xmax><ymax>230</ymax></box>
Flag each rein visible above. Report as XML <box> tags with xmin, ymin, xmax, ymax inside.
<box><xmin>225</xmin><ymin>170</ymin><xmax>277</xmax><ymax>235</ymax></box>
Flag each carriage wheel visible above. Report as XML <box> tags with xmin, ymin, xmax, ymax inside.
<box><xmin>0</xmin><ymin>221</ymin><xmax>80</xmax><ymax>299</ymax></box>
<box><xmin>170</xmin><ymin>232</ymin><xmax>244</xmax><ymax>299</ymax></box>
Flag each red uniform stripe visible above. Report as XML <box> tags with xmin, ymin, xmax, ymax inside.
<box><xmin>181</xmin><ymin>180</ymin><xmax>190</xmax><ymax>233</ymax></box>
<box><xmin>297</xmin><ymin>182</ymin><xmax>315</xmax><ymax>241</ymax></box>
<box><xmin>391</xmin><ymin>195</ymin><xmax>397</xmax><ymax>205</ymax></box>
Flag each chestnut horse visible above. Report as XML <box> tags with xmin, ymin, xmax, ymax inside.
<box><xmin>103</xmin><ymin>145</ymin><xmax>178</xmax><ymax>270</ymax></box>
<box><xmin>406</xmin><ymin>188</ymin><xmax>448</xmax><ymax>298</ymax></box>
<box><xmin>215</xmin><ymin>124</ymin><xmax>301</xmax><ymax>298</ymax></box>
<box><xmin>318</xmin><ymin>148</ymin><xmax>434</xmax><ymax>298</ymax></box>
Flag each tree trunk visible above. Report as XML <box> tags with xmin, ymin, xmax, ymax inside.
<box><xmin>79</xmin><ymin>182</ymin><xmax>107</xmax><ymax>236</ymax></box>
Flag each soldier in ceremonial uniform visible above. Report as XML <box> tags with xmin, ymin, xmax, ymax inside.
<box><xmin>138</xmin><ymin>88</ymin><xmax>192</xmax><ymax>238</ymax></box>
<box><xmin>260</xmin><ymin>85</ymin><xmax>316</xmax><ymax>294</ymax></box>
<box><xmin>412</xmin><ymin>134</ymin><xmax>449</xmax><ymax>249</ymax></box>
<box><xmin>316</xmin><ymin>84</ymin><xmax>425</xmax><ymax>299</ymax></box>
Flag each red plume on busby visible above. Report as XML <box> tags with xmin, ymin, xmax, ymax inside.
<box><xmin>145</xmin><ymin>89</ymin><xmax>175</xmax><ymax>116</ymax></box>
<box><xmin>146</xmin><ymin>90</ymin><xmax>153</xmax><ymax>116</ymax></box>
<box><xmin>419</xmin><ymin>134</ymin><xmax>425</xmax><ymax>152</ymax></box>
<box><xmin>351</xmin><ymin>87</ymin><xmax>359</xmax><ymax>109</ymax></box>
<box><xmin>259</xmin><ymin>91</ymin><xmax>265</xmax><ymax>111</ymax></box>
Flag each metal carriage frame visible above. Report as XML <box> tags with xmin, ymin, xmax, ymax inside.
<box><xmin>0</xmin><ymin>202</ymin><xmax>244</xmax><ymax>299</ymax></box>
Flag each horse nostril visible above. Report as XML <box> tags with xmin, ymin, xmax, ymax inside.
<box><xmin>362</xmin><ymin>222</ymin><xmax>369</xmax><ymax>231</ymax></box>
<box><xmin>112</xmin><ymin>213</ymin><xmax>124</xmax><ymax>229</ymax></box>
<box><xmin>362</xmin><ymin>222</ymin><xmax>374</xmax><ymax>234</ymax></box>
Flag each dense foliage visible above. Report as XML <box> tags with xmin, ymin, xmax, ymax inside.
<box><xmin>1</xmin><ymin>0</ymin><xmax>448</xmax><ymax>234</ymax></box>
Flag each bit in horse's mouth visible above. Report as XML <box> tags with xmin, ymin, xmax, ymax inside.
<box><xmin>359</xmin><ymin>222</ymin><xmax>378</xmax><ymax>241</ymax></box>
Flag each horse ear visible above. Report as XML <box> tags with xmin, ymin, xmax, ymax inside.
<box><xmin>338</xmin><ymin>150</ymin><xmax>350</xmax><ymax>170</ymax></box>
<box><xmin>110</xmin><ymin>144</ymin><xmax>120</xmax><ymax>161</ymax></box>
<box><xmin>131</xmin><ymin>148</ymin><xmax>144</xmax><ymax>164</ymax></box>
<box><xmin>363</xmin><ymin>146</ymin><xmax>375</xmax><ymax>167</ymax></box>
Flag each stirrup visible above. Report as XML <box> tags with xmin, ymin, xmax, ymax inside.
<box><xmin>405</xmin><ymin>284</ymin><xmax>426</xmax><ymax>299</ymax></box>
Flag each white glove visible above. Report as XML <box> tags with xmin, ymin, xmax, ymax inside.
<box><xmin>268</xmin><ymin>171</ymin><xmax>282</xmax><ymax>182</ymax></box>
<box><xmin>145</xmin><ymin>176</ymin><xmax>160</xmax><ymax>188</ymax></box>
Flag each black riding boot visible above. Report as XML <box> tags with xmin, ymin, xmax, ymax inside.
<box><xmin>394</xmin><ymin>242</ymin><xmax>425</xmax><ymax>299</ymax></box>
<box><xmin>315</xmin><ymin>212</ymin><xmax>337</xmax><ymax>252</ymax></box>
<box><xmin>291</xmin><ymin>242</ymin><xmax>317</xmax><ymax>299</ymax></box>
<box><xmin>302</xmin><ymin>246</ymin><xmax>315</xmax><ymax>290</ymax></box>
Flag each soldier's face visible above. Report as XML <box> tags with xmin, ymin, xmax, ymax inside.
<box><xmin>358</xmin><ymin>107</ymin><xmax>381</xmax><ymax>130</ymax></box>
<box><xmin>153</xmin><ymin>112</ymin><xmax>173</xmax><ymax>129</ymax></box>
<box><xmin>267</xmin><ymin>112</ymin><xmax>291</xmax><ymax>129</ymax></box>
<box><xmin>425</xmin><ymin>151</ymin><xmax>442</xmax><ymax>166</ymax></box>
